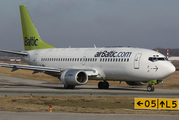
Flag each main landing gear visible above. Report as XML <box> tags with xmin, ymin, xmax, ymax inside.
<box><xmin>64</xmin><ymin>85</ymin><xmax>75</xmax><ymax>89</ymax></box>
<box><xmin>147</xmin><ymin>85</ymin><xmax>155</xmax><ymax>92</ymax></box>
<box><xmin>98</xmin><ymin>81</ymin><xmax>109</xmax><ymax>89</ymax></box>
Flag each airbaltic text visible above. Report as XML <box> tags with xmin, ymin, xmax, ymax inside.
<box><xmin>94</xmin><ymin>51</ymin><xmax>132</xmax><ymax>57</ymax></box>
<box><xmin>24</xmin><ymin>37</ymin><xmax>38</xmax><ymax>46</ymax></box>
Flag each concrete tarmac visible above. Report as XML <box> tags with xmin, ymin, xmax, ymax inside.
<box><xmin>0</xmin><ymin>75</ymin><xmax>178</xmax><ymax>97</ymax></box>
<box><xmin>0</xmin><ymin>75</ymin><xmax>179</xmax><ymax>120</ymax></box>
<box><xmin>0</xmin><ymin>111</ymin><xmax>179</xmax><ymax>120</ymax></box>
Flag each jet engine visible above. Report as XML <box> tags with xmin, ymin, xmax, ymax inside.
<box><xmin>125</xmin><ymin>81</ymin><xmax>148</xmax><ymax>86</ymax></box>
<box><xmin>60</xmin><ymin>69</ymin><xmax>88</xmax><ymax>85</ymax></box>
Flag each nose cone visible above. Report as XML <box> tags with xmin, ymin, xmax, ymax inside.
<box><xmin>162</xmin><ymin>62</ymin><xmax>175</xmax><ymax>78</ymax></box>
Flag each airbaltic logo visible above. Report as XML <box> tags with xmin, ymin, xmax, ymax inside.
<box><xmin>94</xmin><ymin>50</ymin><xmax>132</xmax><ymax>57</ymax></box>
<box><xmin>24</xmin><ymin>37</ymin><xmax>38</xmax><ymax>46</ymax></box>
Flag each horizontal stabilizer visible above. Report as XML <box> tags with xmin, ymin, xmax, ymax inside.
<box><xmin>0</xmin><ymin>63</ymin><xmax>63</xmax><ymax>73</ymax></box>
<box><xmin>0</xmin><ymin>49</ymin><xmax>28</xmax><ymax>56</ymax></box>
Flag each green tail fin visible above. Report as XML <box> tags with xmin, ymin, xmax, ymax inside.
<box><xmin>19</xmin><ymin>5</ymin><xmax>55</xmax><ymax>51</ymax></box>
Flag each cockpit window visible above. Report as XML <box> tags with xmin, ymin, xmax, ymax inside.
<box><xmin>158</xmin><ymin>58</ymin><xmax>165</xmax><ymax>60</ymax></box>
<box><xmin>148</xmin><ymin>57</ymin><xmax>168</xmax><ymax>62</ymax></box>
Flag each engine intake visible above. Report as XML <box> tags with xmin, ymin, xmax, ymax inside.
<box><xmin>60</xmin><ymin>69</ymin><xmax>88</xmax><ymax>85</ymax></box>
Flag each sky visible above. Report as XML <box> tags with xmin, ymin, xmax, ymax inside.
<box><xmin>0</xmin><ymin>0</ymin><xmax>179</xmax><ymax>51</ymax></box>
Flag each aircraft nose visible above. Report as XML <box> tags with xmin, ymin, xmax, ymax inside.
<box><xmin>163</xmin><ymin>62</ymin><xmax>175</xmax><ymax>77</ymax></box>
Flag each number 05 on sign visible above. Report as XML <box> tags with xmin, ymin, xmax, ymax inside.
<box><xmin>135</xmin><ymin>98</ymin><xmax>158</xmax><ymax>109</ymax></box>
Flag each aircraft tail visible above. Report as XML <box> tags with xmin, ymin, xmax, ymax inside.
<box><xmin>19</xmin><ymin>5</ymin><xmax>55</xmax><ymax>51</ymax></box>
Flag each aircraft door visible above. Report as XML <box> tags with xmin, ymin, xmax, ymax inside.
<box><xmin>33</xmin><ymin>53</ymin><xmax>38</xmax><ymax>65</ymax></box>
<box><xmin>82</xmin><ymin>56</ymin><xmax>86</xmax><ymax>66</ymax></box>
<box><xmin>134</xmin><ymin>53</ymin><xmax>142</xmax><ymax>69</ymax></box>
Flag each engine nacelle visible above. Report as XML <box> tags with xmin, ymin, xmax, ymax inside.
<box><xmin>126</xmin><ymin>81</ymin><xmax>148</xmax><ymax>86</ymax></box>
<box><xmin>60</xmin><ymin>69</ymin><xmax>88</xmax><ymax>85</ymax></box>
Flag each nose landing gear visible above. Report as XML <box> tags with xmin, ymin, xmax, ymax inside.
<box><xmin>147</xmin><ymin>85</ymin><xmax>155</xmax><ymax>92</ymax></box>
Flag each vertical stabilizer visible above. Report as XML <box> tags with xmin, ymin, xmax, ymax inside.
<box><xmin>19</xmin><ymin>5</ymin><xmax>55</xmax><ymax>51</ymax></box>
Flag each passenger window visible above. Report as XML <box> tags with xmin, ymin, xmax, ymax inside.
<box><xmin>113</xmin><ymin>58</ymin><xmax>115</xmax><ymax>62</ymax></box>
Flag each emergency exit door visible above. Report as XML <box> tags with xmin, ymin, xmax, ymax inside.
<box><xmin>134</xmin><ymin>53</ymin><xmax>142</xmax><ymax>69</ymax></box>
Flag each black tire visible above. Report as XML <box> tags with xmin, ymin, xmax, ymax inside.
<box><xmin>104</xmin><ymin>82</ymin><xmax>109</xmax><ymax>89</ymax></box>
<box><xmin>98</xmin><ymin>82</ymin><xmax>105</xmax><ymax>89</ymax></box>
<box><xmin>64</xmin><ymin>85</ymin><xmax>68</xmax><ymax>89</ymax></box>
<box><xmin>70</xmin><ymin>85</ymin><xmax>75</xmax><ymax>89</ymax></box>
<box><xmin>64</xmin><ymin>85</ymin><xmax>75</xmax><ymax>89</ymax></box>
<box><xmin>151</xmin><ymin>86</ymin><xmax>155</xmax><ymax>91</ymax></box>
<box><xmin>98</xmin><ymin>82</ymin><xmax>109</xmax><ymax>89</ymax></box>
<box><xmin>147</xmin><ymin>85</ymin><xmax>154</xmax><ymax>92</ymax></box>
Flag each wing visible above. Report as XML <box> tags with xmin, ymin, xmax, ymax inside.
<box><xmin>0</xmin><ymin>63</ymin><xmax>98</xmax><ymax>77</ymax></box>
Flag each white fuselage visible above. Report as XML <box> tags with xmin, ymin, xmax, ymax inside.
<box><xmin>23</xmin><ymin>47</ymin><xmax>175</xmax><ymax>82</ymax></box>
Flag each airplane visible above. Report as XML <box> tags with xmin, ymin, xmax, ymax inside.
<box><xmin>0</xmin><ymin>5</ymin><xmax>175</xmax><ymax>92</ymax></box>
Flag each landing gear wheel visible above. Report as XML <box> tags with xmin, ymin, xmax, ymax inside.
<box><xmin>98</xmin><ymin>82</ymin><xmax>105</xmax><ymax>89</ymax></box>
<box><xmin>147</xmin><ymin>85</ymin><xmax>154</xmax><ymax>92</ymax></box>
<box><xmin>98</xmin><ymin>81</ymin><xmax>109</xmax><ymax>89</ymax></box>
<box><xmin>104</xmin><ymin>82</ymin><xmax>109</xmax><ymax>89</ymax></box>
<box><xmin>64</xmin><ymin>85</ymin><xmax>75</xmax><ymax>89</ymax></box>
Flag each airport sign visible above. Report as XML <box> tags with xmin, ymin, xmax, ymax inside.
<box><xmin>135</xmin><ymin>98</ymin><xmax>179</xmax><ymax>110</ymax></box>
<box><xmin>135</xmin><ymin>98</ymin><xmax>158</xmax><ymax>109</ymax></box>
<box><xmin>158</xmin><ymin>99</ymin><xmax>178</xmax><ymax>110</ymax></box>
